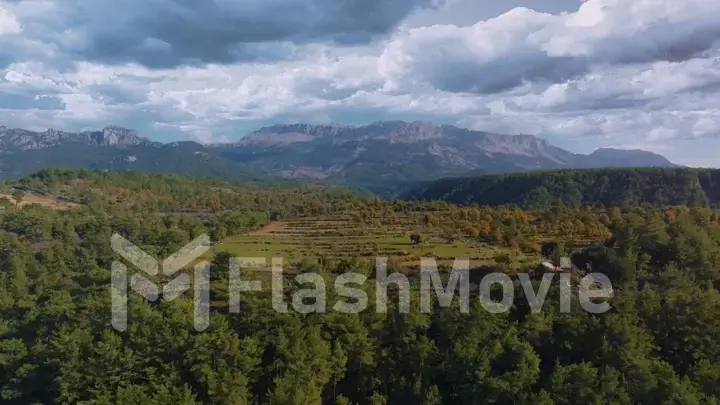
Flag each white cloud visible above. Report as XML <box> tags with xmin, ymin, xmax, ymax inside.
<box><xmin>0</xmin><ymin>6</ymin><xmax>21</xmax><ymax>35</ymax></box>
<box><xmin>379</xmin><ymin>0</ymin><xmax>720</xmax><ymax>94</ymax></box>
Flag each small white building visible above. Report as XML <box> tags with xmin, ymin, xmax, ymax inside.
<box><xmin>541</xmin><ymin>256</ymin><xmax>572</xmax><ymax>272</ymax></box>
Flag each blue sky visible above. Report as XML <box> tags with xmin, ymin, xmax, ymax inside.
<box><xmin>0</xmin><ymin>0</ymin><xmax>719</xmax><ymax>166</ymax></box>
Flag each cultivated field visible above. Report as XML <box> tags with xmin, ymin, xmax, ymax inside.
<box><xmin>0</xmin><ymin>189</ymin><xmax>78</xmax><ymax>211</ymax></box>
<box><xmin>206</xmin><ymin>216</ymin><xmax>541</xmax><ymax>270</ymax></box>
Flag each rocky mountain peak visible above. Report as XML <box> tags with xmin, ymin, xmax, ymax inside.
<box><xmin>89</xmin><ymin>126</ymin><xmax>148</xmax><ymax>146</ymax></box>
<box><xmin>361</xmin><ymin>121</ymin><xmax>445</xmax><ymax>142</ymax></box>
<box><xmin>252</xmin><ymin>123</ymin><xmax>351</xmax><ymax>137</ymax></box>
<box><xmin>0</xmin><ymin>126</ymin><xmax>69</xmax><ymax>151</ymax></box>
<box><xmin>234</xmin><ymin>123</ymin><xmax>353</xmax><ymax>147</ymax></box>
<box><xmin>241</xmin><ymin>121</ymin><xmax>553</xmax><ymax>146</ymax></box>
<box><xmin>0</xmin><ymin>125</ymin><xmax>149</xmax><ymax>151</ymax></box>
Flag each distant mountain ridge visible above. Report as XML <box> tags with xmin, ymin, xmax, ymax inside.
<box><xmin>0</xmin><ymin>125</ymin><xmax>149</xmax><ymax>152</ymax></box>
<box><xmin>0</xmin><ymin>126</ymin><xmax>262</xmax><ymax>181</ymax></box>
<box><xmin>215</xmin><ymin>121</ymin><xmax>678</xmax><ymax>194</ymax></box>
<box><xmin>0</xmin><ymin>121</ymin><xmax>678</xmax><ymax>195</ymax></box>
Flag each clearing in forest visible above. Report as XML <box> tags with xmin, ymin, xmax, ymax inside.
<box><xmin>207</xmin><ymin>216</ymin><xmax>539</xmax><ymax>270</ymax></box>
<box><xmin>0</xmin><ymin>189</ymin><xmax>78</xmax><ymax>211</ymax></box>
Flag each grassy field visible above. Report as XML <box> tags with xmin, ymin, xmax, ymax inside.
<box><xmin>204</xmin><ymin>217</ymin><xmax>541</xmax><ymax>270</ymax></box>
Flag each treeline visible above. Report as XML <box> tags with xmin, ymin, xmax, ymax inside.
<box><xmin>403</xmin><ymin>167</ymin><xmax>720</xmax><ymax>208</ymax></box>
<box><xmin>15</xmin><ymin>168</ymin><xmax>370</xmax><ymax>218</ymax></box>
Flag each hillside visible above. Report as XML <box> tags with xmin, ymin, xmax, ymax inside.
<box><xmin>0</xmin><ymin>122</ymin><xmax>677</xmax><ymax>196</ymax></box>
<box><xmin>402</xmin><ymin>168</ymin><xmax>720</xmax><ymax>208</ymax></box>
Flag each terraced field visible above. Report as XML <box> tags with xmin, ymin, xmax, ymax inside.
<box><xmin>205</xmin><ymin>216</ymin><xmax>541</xmax><ymax>270</ymax></box>
<box><xmin>0</xmin><ymin>187</ymin><xmax>78</xmax><ymax>211</ymax></box>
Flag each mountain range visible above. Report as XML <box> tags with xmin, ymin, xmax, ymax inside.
<box><xmin>0</xmin><ymin>121</ymin><xmax>677</xmax><ymax>195</ymax></box>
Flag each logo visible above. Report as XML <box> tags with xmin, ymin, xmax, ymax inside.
<box><xmin>110</xmin><ymin>233</ymin><xmax>211</xmax><ymax>331</ymax></box>
<box><xmin>109</xmin><ymin>235</ymin><xmax>614</xmax><ymax>332</ymax></box>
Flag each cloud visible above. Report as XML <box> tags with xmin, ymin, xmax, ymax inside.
<box><xmin>2</xmin><ymin>0</ymin><xmax>442</xmax><ymax>68</ymax></box>
<box><xmin>0</xmin><ymin>92</ymin><xmax>64</xmax><ymax>110</ymax></box>
<box><xmin>379</xmin><ymin>0</ymin><xmax>720</xmax><ymax>94</ymax></box>
<box><xmin>151</xmin><ymin>122</ymin><xmax>229</xmax><ymax>144</ymax></box>
<box><xmin>0</xmin><ymin>6</ymin><xmax>20</xmax><ymax>35</ymax></box>
<box><xmin>0</xmin><ymin>0</ymin><xmax>719</xmax><ymax>166</ymax></box>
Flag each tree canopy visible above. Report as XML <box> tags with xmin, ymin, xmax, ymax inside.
<box><xmin>0</xmin><ymin>169</ymin><xmax>719</xmax><ymax>404</ymax></box>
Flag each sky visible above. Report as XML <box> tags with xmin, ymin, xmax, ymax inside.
<box><xmin>0</xmin><ymin>0</ymin><xmax>719</xmax><ymax>167</ymax></box>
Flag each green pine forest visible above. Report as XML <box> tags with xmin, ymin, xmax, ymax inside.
<box><xmin>404</xmin><ymin>167</ymin><xmax>720</xmax><ymax>208</ymax></box>
<box><xmin>1</xmin><ymin>167</ymin><xmax>720</xmax><ymax>404</ymax></box>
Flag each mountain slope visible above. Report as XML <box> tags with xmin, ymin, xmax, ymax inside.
<box><xmin>582</xmin><ymin>148</ymin><xmax>675</xmax><ymax>168</ymax></box>
<box><xmin>218</xmin><ymin>121</ymin><xmax>579</xmax><ymax>178</ymax></box>
<box><xmin>214</xmin><ymin>121</ymin><xmax>678</xmax><ymax>195</ymax></box>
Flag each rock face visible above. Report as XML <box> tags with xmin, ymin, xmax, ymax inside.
<box><xmin>0</xmin><ymin>126</ymin><xmax>258</xmax><ymax>181</ymax></box>
<box><xmin>214</xmin><ymin>121</ymin><xmax>677</xmax><ymax>194</ymax></box>
<box><xmin>87</xmin><ymin>126</ymin><xmax>148</xmax><ymax>146</ymax></box>
<box><xmin>0</xmin><ymin>121</ymin><xmax>678</xmax><ymax>196</ymax></box>
<box><xmin>0</xmin><ymin>125</ymin><xmax>149</xmax><ymax>152</ymax></box>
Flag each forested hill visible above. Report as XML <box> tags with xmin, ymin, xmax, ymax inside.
<box><xmin>401</xmin><ymin>168</ymin><xmax>720</xmax><ymax>208</ymax></box>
